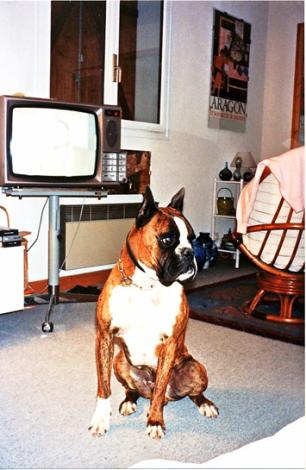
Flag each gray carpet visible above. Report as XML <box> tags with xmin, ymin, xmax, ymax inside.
<box><xmin>0</xmin><ymin>301</ymin><xmax>304</xmax><ymax>469</ymax></box>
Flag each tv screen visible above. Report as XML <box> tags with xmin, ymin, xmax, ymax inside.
<box><xmin>11</xmin><ymin>107</ymin><xmax>97</xmax><ymax>177</ymax></box>
<box><xmin>0</xmin><ymin>95</ymin><xmax>121</xmax><ymax>188</ymax></box>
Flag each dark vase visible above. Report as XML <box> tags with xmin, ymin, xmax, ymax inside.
<box><xmin>219</xmin><ymin>162</ymin><xmax>232</xmax><ymax>181</ymax></box>
<box><xmin>233</xmin><ymin>167</ymin><xmax>242</xmax><ymax>181</ymax></box>
<box><xmin>233</xmin><ymin>157</ymin><xmax>242</xmax><ymax>181</ymax></box>
<box><xmin>192</xmin><ymin>239</ymin><xmax>206</xmax><ymax>271</ymax></box>
<box><xmin>198</xmin><ymin>232</ymin><xmax>218</xmax><ymax>268</ymax></box>
<box><xmin>192</xmin><ymin>233</ymin><xmax>218</xmax><ymax>270</ymax></box>
<box><xmin>243</xmin><ymin>171</ymin><xmax>254</xmax><ymax>182</ymax></box>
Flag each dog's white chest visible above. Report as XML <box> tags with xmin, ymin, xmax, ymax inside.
<box><xmin>110</xmin><ymin>276</ymin><xmax>183</xmax><ymax>367</ymax></box>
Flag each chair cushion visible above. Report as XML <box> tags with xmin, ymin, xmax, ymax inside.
<box><xmin>243</xmin><ymin>173</ymin><xmax>304</xmax><ymax>272</ymax></box>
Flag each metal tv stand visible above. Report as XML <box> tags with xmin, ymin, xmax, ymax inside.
<box><xmin>3</xmin><ymin>187</ymin><xmax>108</xmax><ymax>332</ymax></box>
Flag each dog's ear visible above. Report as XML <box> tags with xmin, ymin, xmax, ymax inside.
<box><xmin>168</xmin><ymin>187</ymin><xmax>185</xmax><ymax>212</ymax></box>
<box><xmin>136</xmin><ymin>186</ymin><xmax>158</xmax><ymax>228</ymax></box>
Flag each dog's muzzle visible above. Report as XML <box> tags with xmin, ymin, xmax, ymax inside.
<box><xmin>176</xmin><ymin>248</ymin><xmax>198</xmax><ymax>282</ymax></box>
<box><xmin>158</xmin><ymin>247</ymin><xmax>197</xmax><ymax>286</ymax></box>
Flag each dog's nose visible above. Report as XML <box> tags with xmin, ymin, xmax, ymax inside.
<box><xmin>181</xmin><ymin>248</ymin><xmax>194</xmax><ymax>262</ymax></box>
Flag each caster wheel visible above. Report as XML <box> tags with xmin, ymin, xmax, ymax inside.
<box><xmin>42</xmin><ymin>321</ymin><xmax>54</xmax><ymax>333</ymax></box>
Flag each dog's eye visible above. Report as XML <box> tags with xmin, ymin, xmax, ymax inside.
<box><xmin>157</xmin><ymin>233</ymin><xmax>176</xmax><ymax>248</ymax></box>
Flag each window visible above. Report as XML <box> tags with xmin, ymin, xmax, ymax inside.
<box><xmin>119</xmin><ymin>1</ymin><xmax>163</xmax><ymax>123</ymax></box>
<box><xmin>50</xmin><ymin>1</ymin><xmax>106</xmax><ymax>105</ymax></box>
<box><xmin>50</xmin><ymin>0</ymin><xmax>170</xmax><ymax>135</ymax></box>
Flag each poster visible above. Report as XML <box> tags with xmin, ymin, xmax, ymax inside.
<box><xmin>208</xmin><ymin>10</ymin><xmax>251</xmax><ymax>132</ymax></box>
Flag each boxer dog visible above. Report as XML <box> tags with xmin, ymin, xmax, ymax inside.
<box><xmin>89</xmin><ymin>187</ymin><xmax>218</xmax><ymax>439</ymax></box>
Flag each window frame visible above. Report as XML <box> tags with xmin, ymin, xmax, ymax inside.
<box><xmin>104</xmin><ymin>0</ymin><xmax>172</xmax><ymax>140</ymax></box>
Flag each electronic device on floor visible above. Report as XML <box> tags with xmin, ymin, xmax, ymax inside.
<box><xmin>0</xmin><ymin>226</ymin><xmax>22</xmax><ymax>247</ymax></box>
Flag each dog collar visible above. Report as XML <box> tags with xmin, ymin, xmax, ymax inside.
<box><xmin>125</xmin><ymin>234</ymin><xmax>145</xmax><ymax>273</ymax></box>
<box><xmin>117</xmin><ymin>258</ymin><xmax>133</xmax><ymax>286</ymax></box>
<box><xmin>117</xmin><ymin>258</ymin><xmax>155</xmax><ymax>290</ymax></box>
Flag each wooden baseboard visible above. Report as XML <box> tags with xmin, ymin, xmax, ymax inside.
<box><xmin>24</xmin><ymin>269</ymin><xmax>111</xmax><ymax>296</ymax></box>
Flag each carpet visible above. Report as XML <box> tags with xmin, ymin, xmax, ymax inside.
<box><xmin>0</xmin><ymin>302</ymin><xmax>304</xmax><ymax>469</ymax></box>
<box><xmin>188</xmin><ymin>277</ymin><xmax>305</xmax><ymax>345</ymax></box>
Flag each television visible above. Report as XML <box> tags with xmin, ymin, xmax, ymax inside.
<box><xmin>0</xmin><ymin>95</ymin><xmax>122</xmax><ymax>188</ymax></box>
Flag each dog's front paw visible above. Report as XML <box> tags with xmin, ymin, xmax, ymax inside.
<box><xmin>88</xmin><ymin>397</ymin><xmax>112</xmax><ymax>437</ymax></box>
<box><xmin>145</xmin><ymin>421</ymin><xmax>165</xmax><ymax>439</ymax></box>
<box><xmin>199</xmin><ymin>400</ymin><xmax>219</xmax><ymax>418</ymax></box>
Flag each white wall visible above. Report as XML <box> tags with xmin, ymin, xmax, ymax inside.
<box><xmin>261</xmin><ymin>1</ymin><xmax>304</xmax><ymax>157</ymax></box>
<box><xmin>0</xmin><ymin>0</ymin><xmax>303</xmax><ymax>282</ymax></box>
<box><xmin>0</xmin><ymin>1</ymin><xmax>50</xmax><ymax>98</ymax></box>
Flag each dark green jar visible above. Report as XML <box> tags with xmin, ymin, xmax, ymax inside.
<box><xmin>219</xmin><ymin>162</ymin><xmax>232</xmax><ymax>181</ymax></box>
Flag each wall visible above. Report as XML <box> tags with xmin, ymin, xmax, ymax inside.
<box><xmin>0</xmin><ymin>1</ymin><xmax>50</xmax><ymax>98</ymax></box>
<box><xmin>0</xmin><ymin>1</ymin><xmax>303</xmax><ymax>282</ymax></box>
<box><xmin>261</xmin><ymin>1</ymin><xmax>304</xmax><ymax>157</ymax></box>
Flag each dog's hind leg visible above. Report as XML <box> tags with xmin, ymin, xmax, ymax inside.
<box><xmin>167</xmin><ymin>355</ymin><xmax>219</xmax><ymax>418</ymax></box>
<box><xmin>189</xmin><ymin>394</ymin><xmax>219</xmax><ymax>418</ymax></box>
<box><xmin>114</xmin><ymin>350</ymin><xmax>154</xmax><ymax>416</ymax></box>
<box><xmin>113</xmin><ymin>351</ymin><xmax>138</xmax><ymax>415</ymax></box>
<box><xmin>119</xmin><ymin>390</ymin><xmax>140</xmax><ymax>416</ymax></box>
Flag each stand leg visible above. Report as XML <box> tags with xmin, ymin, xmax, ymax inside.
<box><xmin>235</xmin><ymin>249</ymin><xmax>240</xmax><ymax>269</ymax></box>
<box><xmin>41</xmin><ymin>195</ymin><xmax>60</xmax><ymax>332</ymax></box>
<box><xmin>42</xmin><ymin>294</ymin><xmax>56</xmax><ymax>333</ymax></box>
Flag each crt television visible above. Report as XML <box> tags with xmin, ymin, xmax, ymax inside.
<box><xmin>0</xmin><ymin>95</ymin><xmax>121</xmax><ymax>188</ymax></box>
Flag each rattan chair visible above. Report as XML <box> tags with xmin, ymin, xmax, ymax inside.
<box><xmin>234</xmin><ymin>167</ymin><xmax>304</xmax><ymax>324</ymax></box>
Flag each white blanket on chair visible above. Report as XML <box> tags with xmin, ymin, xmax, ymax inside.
<box><xmin>236</xmin><ymin>146</ymin><xmax>304</xmax><ymax>234</ymax></box>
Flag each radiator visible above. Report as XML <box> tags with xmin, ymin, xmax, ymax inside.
<box><xmin>60</xmin><ymin>203</ymin><xmax>141</xmax><ymax>270</ymax></box>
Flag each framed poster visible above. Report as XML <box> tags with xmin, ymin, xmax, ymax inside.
<box><xmin>208</xmin><ymin>10</ymin><xmax>251</xmax><ymax>132</ymax></box>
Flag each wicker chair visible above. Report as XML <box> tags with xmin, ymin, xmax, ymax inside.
<box><xmin>234</xmin><ymin>166</ymin><xmax>304</xmax><ymax>324</ymax></box>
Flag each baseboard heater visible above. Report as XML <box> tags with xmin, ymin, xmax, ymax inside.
<box><xmin>60</xmin><ymin>203</ymin><xmax>141</xmax><ymax>270</ymax></box>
